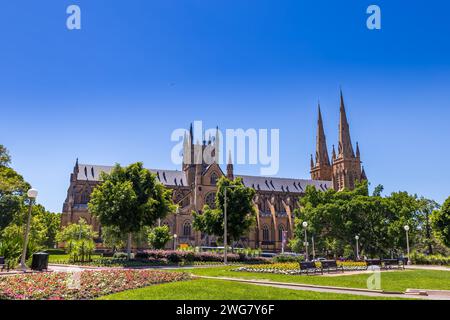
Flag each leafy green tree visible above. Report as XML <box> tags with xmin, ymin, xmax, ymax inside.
<box><xmin>56</xmin><ymin>218</ymin><xmax>97</xmax><ymax>262</ymax></box>
<box><xmin>101</xmin><ymin>225</ymin><xmax>125</xmax><ymax>252</ymax></box>
<box><xmin>193</xmin><ymin>176</ymin><xmax>256</xmax><ymax>249</ymax></box>
<box><xmin>431</xmin><ymin>196</ymin><xmax>450</xmax><ymax>248</ymax></box>
<box><xmin>295</xmin><ymin>181</ymin><xmax>422</xmax><ymax>258</ymax></box>
<box><xmin>147</xmin><ymin>225</ymin><xmax>172</xmax><ymax>249</ymax></box>
<box><xmin>88</xmin><ymin>163</ymin><xmax>175</xmax><ymax>259</ymax></box>
<box><xmin>0</xmin><ymin>145</ymin><xmax>30</xmax><ymax>232</ymax></box>
<box><xmin>417</xmin><ymin>197</ymin><xmax>439</xmax><ymax>254</ymax></box>
<box><xmin>0</xmin><ymin>144</ymin><xmax>11</xmax><ymax>167</ymax></box>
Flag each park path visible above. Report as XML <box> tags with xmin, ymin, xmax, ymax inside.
<box><xmin>193</xmin><ymin>275</ymin><xmax>450</xmax><ymax>300</ymax></box>
<box><xmin>406</xmin><ymin>265</ymin><xmax>450</xmax><ymax>272</ymax></box>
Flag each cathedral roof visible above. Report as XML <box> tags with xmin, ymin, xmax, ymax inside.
<box><xmin>76</xmin><ymin>164</ymin><xmax>331</xmax><ymax>193</ymax></box>
<box><xmin>237</xmin><ymin>175</ymin><xmax>332</xmax><ymax>193</ymax></box>
<box><xmin>77</xmin><ymin>164</ymin><xmax>188</xmax><ymax>187</ymax></box>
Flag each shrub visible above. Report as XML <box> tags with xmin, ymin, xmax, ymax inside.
<box><xmin>147</xmin><ymin>226</ymin><xmax>172</xmax><ymax>250</ymax></box>
<box><xmin>411</xmin><ymin>252</ymin><xmax>450</xmax><ymax>266</ymax></box>
<box><xmin>44</xmin><ymin>248</ymin><xmax>65</xmax><ymax>255</ymax></box>
<box><xmin>273</xmin><ymin>254</ymin><xmax>303</xmax><ymax>263</ymax></box>
<box><xmin>113</xmin><ymin>252</ymin><xmax>133</xmax><ymax>259</ymax></box>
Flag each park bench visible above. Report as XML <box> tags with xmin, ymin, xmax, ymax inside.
<box><xmin>0</xmin><ymin>256</ymin><xmax>8</xmax><ymax>272</ymax></box>
<box><xmin>382</xmin><ymin>259</ymin><xmax>405</xmax><ymax>270</ymax></box>
<box><xmin>321</xmin><ymin>260</ymin><xmax>344</xmax><ymax>273</ymax></box>
<box><xmin>299</xmin><ymin>261</ymin><xmax>323</xmax><ymax>275</ymax></box>
<box><xmin>365</xmin><ymin>259</ymin><xmax>382</xmax><ymax>269</ymax></box>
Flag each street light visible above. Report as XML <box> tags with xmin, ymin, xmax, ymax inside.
<box><xmin>223</xmin><ymin>185</ymin><xmax>236</xmax><ymax>265</ymax></box>
<box><xmin>173</xmin><ymin>234</ymin><xmax>178</xmax><ymax>250</ymax></box>
<box><xmin>302</xmin><ymin>221</ymin><xmax>309</xmax><ymax>261</ymax></box>
<box><xmin>404</xmin><ymin>225</ymin><xmax>411</xmax><ymax>265</ymax></box>
<box><xmin>20</xmin><ymin>188</ymin><xmax>38</xmax><ymax>271</ymax></box>
<box><xmin>355</xmin><ymin>235</ymin><xmax>360</xmax><ymax>260</ymax></box>
<box><xmin>311</xmin><ymin>235</ymin><xmax>316</xmax><ymax>261</ymax></box>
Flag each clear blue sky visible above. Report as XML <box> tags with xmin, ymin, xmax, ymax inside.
<box><xmin>1</xmin><ymin>1</ymin><xmax>449</xmax><ymax>212</ymax></box>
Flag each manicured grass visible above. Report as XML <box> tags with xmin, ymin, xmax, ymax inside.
<box><xmin>48</xmin><ymin>254</ymin><xmax>102</xmax><ymax>263</ymax></box>
<box><xmin>98</xmin><ymin>278</ymin><xmax>403</xmax><ymax>300</ymax></box>
<box><xmin>174</xmin><ymin>267</ymin><xmax>450</xmax><ymax>292</ymax></box>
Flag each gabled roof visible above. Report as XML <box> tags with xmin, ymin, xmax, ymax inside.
<box><xmin>236</xmin><ymin>175</ymin><xmax>331</xmax><ymax>193</ymax></box>
<box><xmin>76</xmin><ymin>164</ymin><xmax>331</xmax><ymax>193</ymax></box>
<box><xmin>76</xmin><ymin>164</ymin><xmax>188</xmax><ymax>187</ymax></box>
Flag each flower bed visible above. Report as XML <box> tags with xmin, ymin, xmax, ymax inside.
<box><xmin>234</xmin><ymin>261</ymin><xmax>368</xmax><ymax>275</ymax></box>
<box><xmin>134</xmin><ymin>250</ymin><xmax>270</xmax><ymax>265</ymax></box>
<box><xmin>0</xmin><ymin>270</ymin><xmax>190</xmax><ymax>300</ymax></box>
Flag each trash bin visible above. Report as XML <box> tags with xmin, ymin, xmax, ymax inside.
<box><xmin>31</xmin><ymin>252</ymin><xmax>49</xmax><ymax>271</ymax></box>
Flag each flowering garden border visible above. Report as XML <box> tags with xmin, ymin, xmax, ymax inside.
<box><xmin>0</xmin><ymin>269</ymin><xmax>190</xmax><ymax>300</ymax></box>
<box><xmin>234</xmin><ymin>262</ymin><xmax>369</xmax><ymax>275</ymax></box>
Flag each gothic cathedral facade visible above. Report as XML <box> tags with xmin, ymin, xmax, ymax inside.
<box><xmin>61</xmin><ymin>91</ymin><xmax>366</xmax><ymax>251</ymax></box>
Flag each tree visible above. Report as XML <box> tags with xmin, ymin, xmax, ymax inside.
<box><xmin>88</xmin><ymin>162</ymin><xmax>175</xmax><ymax>259</ymax></box>
<box><xmin>431</xmin><ymin>196</ymin><xmax>450</xmax><ymax>248</ymax></box>
<box><xmin>147</xmin><ymin>225</ymin><xmax>172</xmax><ymax>249</ymax></box>
<box><xmin>56</xmin><ymin>218</ymin><xmax>97</xmax><ymax>262</ymax></box>
<box><xmin>417</xmin><ymin>197</ymin><xmax>439</xmax><ymax>254</ymax></box>
<box><xmin>0</xmin><ymin>145</ymin><xmax>30</xmax><ymax>232</ymax></box>
<box><xmin>193</xmin><ymin>176</ymin><xmax>256</xmax><ymax>248</ymax></box>
<box><xmin>294</xmin><ymin>181</ymin><xmax>422</xmax><ymax>258</ymax></box>
<box><xmin>101</xmin><ymin>225</ymin><xmax>125</xmax><ymax>252</ymax></box>
<box><xmin>0</xmin><ymin>144</ymin><xmax>11</xmax><ymax>167</ymax></box>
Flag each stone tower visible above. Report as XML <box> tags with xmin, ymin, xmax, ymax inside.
<box><xmin>310</xmin><ymin>103</ymin><xmax>332</xmax><ymax>181</ymax></box>
<box><xmin>332</xmin><ymin>90</ymin><xmax>365</xmax><ymax>190</ymax></box>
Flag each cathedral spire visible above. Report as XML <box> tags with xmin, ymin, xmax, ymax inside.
<box><xmin>356</xmin><ymin>142</ymin><xmax>360</xmax><ymax>158</ymax></box>
<box><xmin>227</xmin><ymin>150</ymin><xmax>234</xmax><ymax>180</ymax></box>
<box><xmin>315</xmin><ymin>103</ymin><xmax>330</xmax><ymax>166</ymax></box>
<box><xmin>338</xmin><ymin>89</ymin><xmax>355</xmax><ymax>158</ymax></box>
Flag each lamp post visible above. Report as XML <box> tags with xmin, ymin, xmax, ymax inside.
<box><xmin>404</xmin><ymin>225</ymin><xmax>411</xmax><ymax>265</ymax></box>
<box><xmin>20</xmin><ymin>188</ymin><xmax>38</xmax><ymax>272</ymax></box>
<box><xmin>302</xmin><ymin>221</ymin><xmax>309</xmax><ymax>261</ymax></box>
<box><xmin>355</xmin><ymin>235</ymin><xmax>360</xmax><ymax>260</ymax></box>
<box><xmin>173</xmin><ymin>234</ymin><xmax>178</xmax><ymax>250</ymax></box>
<box><xmin>311</xmin><ymin>236</ymin><xmax>316</xmax><ymax>261</ymax></box>
<box><xmin>223</xmin><ymin>185</ymin><xmax>236</xmax><ymax>265</ymax></box>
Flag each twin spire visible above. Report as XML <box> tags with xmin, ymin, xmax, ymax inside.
<box><xmin>314</xmin><ymin>103</ymin><xmax>331</xmax><ymax>167</ymax></box>
<box><xmin>312</xmin><ymin>89</ymin><xmax>358</xmax><ymax>167</ymax></box>
<box><xmin>311</xmin><ymin>89</ymin><xmax>364</xmax><ymax>187</ymax></box>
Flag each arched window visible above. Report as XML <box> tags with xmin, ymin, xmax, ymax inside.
<box><xmin>262</xmin><ymin>225</ymin><xmax>270</xmax><ymax>241</ymax></box>
<box><xmin>278</xmin><ymin>225</ymin><xmax>285</xmax><ymax>242</ymax></box>
<box><xmin>210</xmin><ymin>172</ymin><xmax>218</xmax><ymax>185</ymax></box>
<box><xmin>205</xmin><ymin>192</ymin><xmax>216</xmax><ymax>209</ymax></box>
<box><xmin>81</xmin><ymin>189</ymin><xmax>89</xmax><ymax>204</ymax></box>
<box><xmin>183</xmin><ymin>221</ymin><xmax>192</xmax><ymax>236</ymax></box>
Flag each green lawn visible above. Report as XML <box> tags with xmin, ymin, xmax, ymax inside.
<box><xmin>48</xmin><ymin>254</ymin><xmax>102</xmax><ymax>263</ymax></box>
<box><xmin>98</xmin><ymin>278</ymin><xmax>404</xmax><ymax>300</ymax></box>
<box><xmin>172</xmin><ymin>267</ymin><xmax>450</xmax><ymax>292</ymax></box>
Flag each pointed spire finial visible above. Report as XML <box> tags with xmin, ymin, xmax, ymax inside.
<box><xmin>338</xmin><ymin>88</ymin><xmax>354</xmax><ymax>158</ymax></box>
<box><xmin>228</xmin><ymin>150</ymin><xmax>233</xmax><ymax>165</ymax></box>
<box><xmin>356</xmin><ymin>142</ymin><xmax>360</xmax><ymax>158</ymax></box>
<box><xmin>310</xmin><ymin>154</ymin><xmax>314</xmax><ymax>168</ymax></box>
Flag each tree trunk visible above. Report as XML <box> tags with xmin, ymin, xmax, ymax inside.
<box><xmin>127</xmin><ymin>232</ymin><xmax>132</xmax><ymax>260</ymax></box>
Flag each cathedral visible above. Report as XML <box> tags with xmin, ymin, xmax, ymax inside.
<box><xmin>61</xmin><ymin>91</ymin><xmax>366</xmax><ymax>252</ymax></box>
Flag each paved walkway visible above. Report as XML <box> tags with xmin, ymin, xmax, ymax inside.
<box><xmin>193</xmin><ymin>275</ymin><xmax>450</xmax><ymax>300</ymax></box>
<box><xmin>406</xmin><ymin>265</ymin><xmax>450</xmax><ymax>272</ymax></box>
